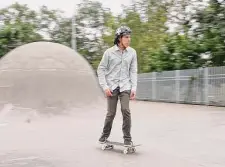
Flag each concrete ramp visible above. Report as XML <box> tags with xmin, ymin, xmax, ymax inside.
<box><xmin>0</xmin><ymin>42</ymin><xmax>104</xmax><ymax>114</ymax></box>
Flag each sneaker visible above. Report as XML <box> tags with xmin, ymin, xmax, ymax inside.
<box><xmin>99</xmin><ymin>136</ymin><xmax>107</xmax><ymax>144</ymax></box>
<box><xmin>124</xmin><ymin>140</ymin><xmax>132</xmax><ymax>147</ymax></box>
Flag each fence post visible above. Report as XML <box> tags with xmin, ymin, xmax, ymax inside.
<box><xmin>204</xmin><ymin>67</ymin><xmax>209</xmax><ymax>105</ymax></box>
<box><xmin>175</xmin><ymin>70</ymin><xmax>180</xmax><ymax>103</ymax></box>
<box><xmin>152</xmin><ymin>72</ymin><xmax>156</xmax><ymax>101</ymax></box>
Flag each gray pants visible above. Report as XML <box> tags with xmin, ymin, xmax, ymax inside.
<box><xmin>101</xmin><ymin>87</ymin><xmax>132</xmax><ymax>141</ymax></box>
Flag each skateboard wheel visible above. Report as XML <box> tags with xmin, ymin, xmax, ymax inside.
<box><xmin>123</xmin><ymin>149</ymin><xmax>128</xmax><ymax>154</ymax></box>
<box><xmin>101</xmin><ymin>145</ymin><xmax>106</xmax><ymax>150</ymax></box>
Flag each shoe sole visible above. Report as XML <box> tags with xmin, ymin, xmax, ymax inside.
<box><xmin>124</xmin><ymin>145</ymin><xmax>132</xmax><ymax>147</ymax></box>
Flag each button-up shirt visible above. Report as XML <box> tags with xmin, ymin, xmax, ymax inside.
<box><xmin>97</xmin><ymin>45</ymin><xmax>138</xmax><ymax>92</ymax></box>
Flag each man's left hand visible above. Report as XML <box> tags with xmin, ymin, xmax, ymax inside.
<box><xmin>130</xmin><ymin>91</ymin><xmax>136</xmax><ymax>100</ymax></box>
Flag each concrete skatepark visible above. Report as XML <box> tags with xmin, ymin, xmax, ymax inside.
<box><xmin>0</xmin><ymin>42</ymin><xmax>225</xmax><ymax>166</ymax></box>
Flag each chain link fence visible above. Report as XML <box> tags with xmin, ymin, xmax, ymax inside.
<box><xmin>136</xmin><ymin>66</ymin><xmax>225</xmax><ymax>107</ymax></box>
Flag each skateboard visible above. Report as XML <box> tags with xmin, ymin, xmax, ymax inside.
<box><xmin>101</xmin><ymin>141</ymin><xmax>141</xmax><ymax>154</ymax></box>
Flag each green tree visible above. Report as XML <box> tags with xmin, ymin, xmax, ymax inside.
<box><xmin>75</xmin><ymin>0</ymin><xmax>117</xmax><ymax>69</ymax></box>
<box><xmin>150</xmin><ymin>33</ymin><xmax>204</xmax><ymax>71</ymax></box>
<box><xmin>0</xmin><ymin>3</ymin><xmax>74</xmax><ymax>57</ymax></box>
<box><xmin>0</xmin><ymin>3</ymin><xmax>43</xmax><ymax>58</ymax></box>
<box><xmin>193</xmin><ymin>0</ymin><xmax>225</xmax><ymax>66</ymax></box>
<box><xmin>114</xmin><ymin>0</ymin><xmax>169</xmax><ymax>73</ymax></box>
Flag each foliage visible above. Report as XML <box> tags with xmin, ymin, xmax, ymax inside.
<box><xmin>0</xmin><ymin>0</ymin><xmax>225</xmax><ymax>72</ymax></box>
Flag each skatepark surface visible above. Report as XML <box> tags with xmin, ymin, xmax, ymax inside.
<box><xmin>0</xmin><ymin>101</ymin><xmax>225</xmax><ymax>167</ymax></box>
<box><xmin>0</xmin><ymin>42</ymin><xmax>224</xmax><ymax>166</ymax></box>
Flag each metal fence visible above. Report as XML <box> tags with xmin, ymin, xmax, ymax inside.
<box><xmin>136</xmin><ymin>66</ymin><xmax>225</xmax><ymax>107</ymax></box>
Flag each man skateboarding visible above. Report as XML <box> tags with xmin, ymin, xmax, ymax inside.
<box><xmin>97</xmin><ymin>25</ymin><xmax>138</xmax><ymax>147</ymax></box>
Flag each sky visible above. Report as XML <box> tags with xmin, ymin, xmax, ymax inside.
<box><xmin>0</xmin><ymin>0</ymin><xmax>132</xmax><ymax>16</ymax></box>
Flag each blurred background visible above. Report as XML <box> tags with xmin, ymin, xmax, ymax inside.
<box><xmin>0</xmin><ymin>0</ymin><xmax>225</xmax><ymax>106</ymax></box>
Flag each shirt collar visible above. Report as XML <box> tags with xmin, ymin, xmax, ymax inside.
<box><xmin>114</xmin><ymin>45</ymin><xmax>130</xmax><ymax>52</ymax></box>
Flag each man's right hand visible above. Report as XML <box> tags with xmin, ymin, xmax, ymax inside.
<box><xmin>104</xmin><ymin>88</ymin><xmax>112</xmax><ymax>97</ymax></box>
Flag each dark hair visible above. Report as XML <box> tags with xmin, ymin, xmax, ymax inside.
<box><xmin>114</xmin><ymin>35</ymin><xmax>120</xmax><ymax>45</ymax></box>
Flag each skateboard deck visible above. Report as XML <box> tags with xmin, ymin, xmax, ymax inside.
<box><xmin>101</xmin><ymin>140</ymin><xmax>141</xmax><ymax>154</ymax></box>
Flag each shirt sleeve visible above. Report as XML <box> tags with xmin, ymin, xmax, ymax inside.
<box><xmin>97</xmin><ymin>50</ymin><xmax>109</xmax><ymax>91</ymax></box>
<box><xmin>130</xmin><ymin>50</ymin><xmax>138</xmax><ymax>92</ymax></box>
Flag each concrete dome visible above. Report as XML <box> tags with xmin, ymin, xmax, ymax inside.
<box><xmin>0</xmin><ymin>42</ymin><xmax>104</xmax><ymax>113</ymax></box>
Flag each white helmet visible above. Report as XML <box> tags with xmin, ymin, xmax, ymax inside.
<box><xmin>114</xmin><ymin>26</ymin><xmax>132</xmax><ymax>45</ymax></box>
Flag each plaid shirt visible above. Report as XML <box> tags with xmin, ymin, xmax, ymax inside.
<box><xmin>97</xmin><ymin>45</ymin><xmax>138</xmax><ymax>92</ymax></box>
